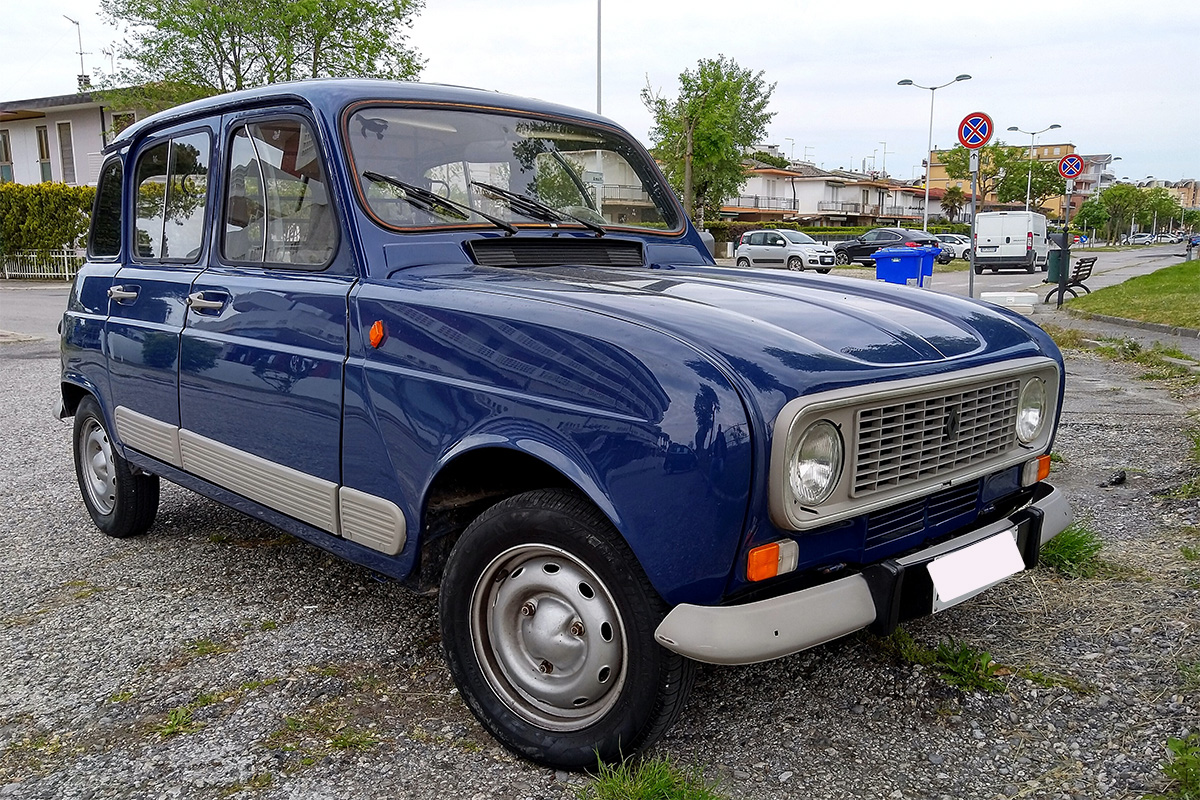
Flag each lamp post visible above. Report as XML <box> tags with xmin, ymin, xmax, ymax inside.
<box><xmin>1005</xmin><ymin>124</ymin><xmax>1060</xmax><ymax>212</ymax></box>
<box><xmin>898</xmin><ymin>74</ymin><xmax>971</xmax><ymax>231</ymax></box>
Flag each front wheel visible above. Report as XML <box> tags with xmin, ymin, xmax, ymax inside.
<box><xmin>439</xmin><ymin>489</ymin><xmax>694</xmax><ymax>769</ymax></box>
<box><xmin>787</xmin><ymin>256</ymin><xmax>803</xmax><ymax>271</ymax></box>
<box><xmin>736</xmin><ymin>257</ymin><xmax>750</xmax><ymax>268</ymax></box>
<box><xmin>834</xmin><ymin>251</ymin><xmax>850</xmax><ymax>265</ymax></box>
<box><xmin>73</xmin><ymin>396</ymin><xmax>159</xmax><ymax>537</ymax></box>
<box><xmin>962</xmin><ymin>249</ymin><xmax>971</xmax><ymax>261</ymax></box>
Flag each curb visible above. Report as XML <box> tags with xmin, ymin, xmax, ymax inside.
<box><xmin>1064</xmin><ymin>309</ymin><xmax>1200</xmax><ymax>339</ymax></box>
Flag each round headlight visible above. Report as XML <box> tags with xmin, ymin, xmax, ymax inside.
<box><xmin>1016</xmin><ymin>377</ymin><xmax>1047</xmax><ymax>444</ymax></box>
<box><xmin>789</xmin><ymin>420</ymin><xmax>843</xmax><ymax>505</ymax></box>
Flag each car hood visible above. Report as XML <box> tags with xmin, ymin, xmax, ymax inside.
<box><xmin>411</xmin><ymin>262</ymin><xmax>1048</xmax><ymax>412</ymax></box>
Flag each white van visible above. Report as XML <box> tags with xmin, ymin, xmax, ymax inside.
<box><xmin>973</xmin><ymin>212</ymin><xmax>1049</xmax><ymax>273</ymax></box>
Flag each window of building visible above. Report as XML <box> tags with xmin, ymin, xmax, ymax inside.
<box><xmin>222</xmin><ymin>118</ymin><xmax>336</xmax><ymax>267</ymax></box>
<box><xmin>57</xmin><ymin>121</ymin><xmax>76</xmax><ymax>184</ymax></box>
<box><xmin>1054</xmin><ymin>147</ymin><xmax>1061</xmax><ymax>156</ymax></box>
<box><xmin>0</xmin><ymin>130</ymin><xmax>12</xmax><ymax>183</ymax></box>
<box><xmin>89</xmin><ymin>157</ymin><xmax>123</xmax><ymax>257</ymax></box>
<box><xmin>36</xmin><ymin>126</ymin><xmax>52</xmax><ymax>182</ymax></box>
<box><xmin>134</xmin><ymin>131</ymin><xmax>211</xmax><ymax>261</ymax></box>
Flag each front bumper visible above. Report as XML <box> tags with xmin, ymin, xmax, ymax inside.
<box><xmin>654</xmin><ymin>483</ymin><xmax>1071</xmax><ymax>666</ymax></box>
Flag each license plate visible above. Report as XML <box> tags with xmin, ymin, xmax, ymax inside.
<box><xmin>926</xmin><ymin>529</ymin><xmax>1024</xmax><ymax>612</ymax></box>
<box><xmin>820</xmin><ymin>256</ymin><xmax>834</xmax><ymax>265</ymax></box>
<box><xmin>980</xmin><ymin>246</ymin><xmax>998</xmax><ymax>252</ymax></box>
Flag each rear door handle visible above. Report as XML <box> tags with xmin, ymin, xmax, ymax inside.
<box><xmin>108</xmin><ymin>285</ymin><xmax>139</xmax><ymax>302</ymax></box>
<box><xmin>186</xmin><ymin>291</ymin><xmax>228</xmax><ymax>311</ymax></box>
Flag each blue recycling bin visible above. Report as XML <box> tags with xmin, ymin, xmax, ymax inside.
<box><xmin>874</xmin><ymin>246</ymin><xmax>940</xmax><ymax>287</ymax></box>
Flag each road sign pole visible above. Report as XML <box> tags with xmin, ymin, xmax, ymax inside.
<box><xmin>1056</xmin><ymin>179</ymin><xmax>1073</xmax><ymax>308</ymax></box>
<box><xmin>968</xmin><ymin>150</ymin><xmax>979</xmax><ymax>298</ymax></box>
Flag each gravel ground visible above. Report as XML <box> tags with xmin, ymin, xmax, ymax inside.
<box><xmin>1</xmin><ymin>322</ymin><xmax>1198</xmax><ymax>800</ymax></box>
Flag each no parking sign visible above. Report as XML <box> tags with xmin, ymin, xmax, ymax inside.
<box><xmin>957</xmin><ymin>112</ymin><xmax>994</xmax><ymax>149</ymax></box>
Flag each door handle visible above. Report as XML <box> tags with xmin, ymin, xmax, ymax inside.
<box><xmin>107</xmin><ymin>285</ymin><xmax>139</xmax><ymax>302</ymax></box>
<box><xmin>186</xmin><ymin>291</ymin><xmax>227</xmax><ymax>311</ymax></box>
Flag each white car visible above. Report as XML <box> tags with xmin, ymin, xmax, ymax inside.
<box><xmin>935</xmin><ymin>233</ymin><xmax>972</xmax><ymax>260</ymax></box>
<box><xmin>736</xmin><ymin>229</ymin><xmax>836</xmax><ymax>272</ymax></box>
<box><xmin>1128</xmin><ymin>233</ymin><xmax>1155</xmax><ymax>245</ymax></box>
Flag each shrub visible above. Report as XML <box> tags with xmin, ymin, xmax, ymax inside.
<box><xmin>0</xmin><ymin>182</ymin><xmax>95</xmax><ymax>256</ymax></box>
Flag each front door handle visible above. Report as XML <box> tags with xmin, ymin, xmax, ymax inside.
<box><xmin>187</xmin><ymin>291</ymin><xmax>227</xmax><ymax>311</ymax></box>
<box><xmin>108</xmin><ymin>285</ymin><xmax>139</xmax><ymax>302</ymax></box>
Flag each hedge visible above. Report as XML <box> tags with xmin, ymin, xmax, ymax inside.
<box><xmin>0</xmin><ymin>183</ymin><xmax>95</xmax><ymax>256</ymax></box>
<box><xmin>702</xmin><ymin>220</ymin><xmax>971</xmax><ymax>243</ymax></box>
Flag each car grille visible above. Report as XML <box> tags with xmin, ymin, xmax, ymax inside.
<box><xmin>865</xmin><ymin>480</ymin><xmax>980</xmax><ymax>548</ymax></box>
<box><xmin>853</xmin><ymin>379</ymin><xmax>1019</xmax><ymax>495</ymax></box>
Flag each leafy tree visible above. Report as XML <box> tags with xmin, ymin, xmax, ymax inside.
<box><xmin>1137</xmin><ymin>186</ymin><xmax>1183</xmax><ymax>230</ymax></box>
<box><xmin>1184</xmin><ymin>209</ymin><xmax>1200</xmax><ymax>230</ymax></box>
<box><xmin>750</xmin><ymin>151</ymin><xmax>790</xmax><ymax>169</ymax></box>
<box><xmin>642</xmin><ymin>55</ymin><xmax>776</xmax><ymax>223</ymax></box>
<box><xmin>940</xmin><ymin>186</ymin><xmax>966</xmax><ymax>221</ymax></box>
<box><xmin>1098</xmin><ymin>184</ymin><xmax>1144</xmax><ymax>243</ymax></box>
<box><xmin>940</xmin><ymin>143</ymin><xmax>1019</xmax><ymax>202</ymax></box>
<box><xmin>996</xmin><ymin>158</ymin><xmax>1066</xmax><ymax>213</ymax></box>
<box><xmin>98</xmin><ymin>0</ymin><xmax>425</xmax><ymax>111</ymax></box>
<box><xmin>1073</xmin><ymin>196</ymin><xmax>1108</xmax><ymax>233</ymax></box>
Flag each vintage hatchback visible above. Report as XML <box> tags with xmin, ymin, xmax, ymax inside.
<box><xmin>60</xmin><ymin>79</ymin><xmax>1071</xmax><ymax>769</ymax></box>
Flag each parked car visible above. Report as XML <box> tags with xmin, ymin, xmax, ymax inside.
<box><xmin>973</xmin><ymin>212</ymin><xmax>1050</xmax><ymax>274</ymax></box>
<box><xmin>59</xmin><ymin>79</ymin><xmax>1071</xmax><ymax>771</ymax></box>
<box><xmin>935</xmin><ymin>233</ymin><xmax>972</xmax><ymax>260</ymax></box>
<box><xmin>1128</xmin><ymin>233</ymin><xmax>1155</xmax><ymax>245</ymax></box>
<box><xmin>1154</xmin><ymin>233</ymin><xmax>1181</xmax><ymax>244</ymax></box>
<box><xmin>833</xmin><ymin>227</ymin><xmax>945</xmax><ymax>266</ymax></box>
<box><xmin>735</xmin><ymin>228</ymin><xmax>835</xmax><ymax>272</ymax></box>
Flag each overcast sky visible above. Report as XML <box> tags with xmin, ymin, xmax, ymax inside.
<box><xmin>3</xmin><ymin>0</ymin><xmax>1198</xmax><ymax>183</ymax></box>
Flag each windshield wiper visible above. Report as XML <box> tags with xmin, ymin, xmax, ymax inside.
<box><xmin>362</xmin><ymin>171</ymin><xmax>517</xmax><ymax>235</ymax></box>
<box><xmin>470</xmin><ymin>181</ymin><xmax>606</xmax><ymax>237</ymax></box>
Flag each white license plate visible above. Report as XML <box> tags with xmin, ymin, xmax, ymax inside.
<box><xmin>980</xmin><ymin>246</ymin><xmax>998</xmax><ymax>252</ymax></box>
<box><xmin>926</xmin><ymin>529</ymin><xmax>1024</xmax><ymax>612</ymax></box>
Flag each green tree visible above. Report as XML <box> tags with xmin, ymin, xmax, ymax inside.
<box><xmin>940</xmin><ymin>143</ymin><xmax>1020</xmax><ymax>202</ymax></box>
<box><xmin>1137</xmin><ymin>186</ymin><xmax>1183</xmax><ymax>230</ymax></box>
<box><xmin>1098</xmin><ymin>184</ymin><xmax>1144</xmax><ymax>243</ymax></box>
<box><xmin>98</xmin><ymin>0</ymin><xmax>425</xmax><ymax>111</ymax></box>
<box><xmin>751</xmin><ymin>151</ymin><xmax>790</xmax><ymax>169</ymax></box>
<box><xmin>940</xmin><ymin>186</ymin><xmax>966</xmax><ymax>221</ymax></box>
<box><xmin>996</xmin><ymin>158</ymin><xmax>1066</xmax><ymax>213</ymax></box>
<box><xmin>1073</xmin><ymin>196</ymin><xmax>1108</xmax><ymax>233</ymax></box>
<box><xmin>641</xmin><ymin>55</ymin><xmax>776</xmax><ymax>223</ymax></box>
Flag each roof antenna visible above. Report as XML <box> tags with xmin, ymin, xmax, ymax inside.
<box><xmin>63</xmin><ymin>16</ymin><xmax>91</xmax><ymax>91</ymax></box>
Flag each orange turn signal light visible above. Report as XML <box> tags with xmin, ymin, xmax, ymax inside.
<box><xmin>1037</xmin><ymin>453</ymin><xmax>1051</xmax><ymax>482</ymax></box>
<box><xmin>747</xmin><ymin>542</ymin><xmax>781</xmax><ymax>582</ymax></box>
<box><xmin>369</xmin><ymin>319</ymin><xmax>386</xmax><ymax>348</ymax></box>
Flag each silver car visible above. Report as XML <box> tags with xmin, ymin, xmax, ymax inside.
<box><xmin>935</xmin><ymin>233</ymin><xmax>972</xmax><ymax>260</ymax></box>
<box><xmin>736</xmin><ymin>229</ymin><xmax>836</xmax><ymax>272</ymax></box>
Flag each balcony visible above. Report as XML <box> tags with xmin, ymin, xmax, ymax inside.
<box><xmin>728</xmin><ymin>195</ymin><xmax>800</xmax><ymax>212</ymax></box>
<box><xmin>818</xmin><ymin>201</ymin><xmax>861</xmax><ymax>213</ymax></box>
<box><xmin>601</xmin><ymin>184</ymin><xmax>654</xmax><ymax>205</ymax></box>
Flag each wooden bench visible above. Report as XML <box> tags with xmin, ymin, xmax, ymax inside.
<box><xmin>1045</xmin><ymin>256</ymin><xmax>1097</xmax><ymax>303</ymax></box>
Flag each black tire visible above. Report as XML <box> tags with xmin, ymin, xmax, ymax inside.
<box><xmin>736</xmin><ymin>258</ymin><xmax>750</xmax><ymax>268</ymax></box>
<box><xmin>1026</xmin><ymin>263</ymin><xmax>1036</xmax><ymax>273</ymax></box>
<box><xmin>962</xmin><ymin>249</ymin><xmax>971</xmax><ymax>261</ymax></box>
<box><xmin>834</xmin><ymin>251</ymin><xmax>850</xmax><ymax>266</ymax></box>
<box><xmin>787</xmin><ymin>256</ymin><xmax>803</xmax><ymax>271</ymax></box>
<box><xmin>72</xmin><ymin>396</ymin><xmax>159</xmax><ymax>538</ymax></box>
<box><xmin>973</xmin><ymin>264</ymin><xmax>983</xmax><ymax>274</ymax></box>
<box><xmin>439</xmin><ymin>488</ymin><xmax>694</xmax><ymax>770</ymax></box>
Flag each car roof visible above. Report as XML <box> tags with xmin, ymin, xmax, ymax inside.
<box><xmin>107</xmin><ymin>78</ymin><xmax>625</xmax><ymax>153</ymax></box>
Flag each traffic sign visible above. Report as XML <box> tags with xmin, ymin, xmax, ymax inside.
<box><xmin>1058</xmin><ymin>154</ymin><xmax>1084</xmax><ymax>179</ymax></box>
<box><xmin>957</xmin><ymin>112</ymin><xmax>994</xmax><ymax>149</ymax></box>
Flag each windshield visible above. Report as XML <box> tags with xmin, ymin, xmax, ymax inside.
<box><xmin>781</xmin><ymin>230</ymin><xmax>817</xmax><ymax>245</ymax></box>
<box><xmin>344</xmin><ymin>106</ymin><xmax>680</xmax><ymax>232</ymax></box>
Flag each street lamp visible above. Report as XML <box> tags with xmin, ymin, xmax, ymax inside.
<box><xmin>1006</xmin><ymin>124</ymin><xmax>1060</xmax><ymax>212</ymax></box>
<box><xmin>898</xmin><ymin>74</ymin><xmax>971</xmax><ymax>231</ymax></box>
<box><xmin>1095</xmin><ymin>156</ymin><xmax>1121</xmax><ymax>193</ymax></box>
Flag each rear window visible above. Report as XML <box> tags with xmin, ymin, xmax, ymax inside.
<box><xmin>89</xmin><ymin>156</ymin><xmax>122</xmax><ymax>258</ymax></box>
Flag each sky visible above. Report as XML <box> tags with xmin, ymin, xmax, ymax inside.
<box><xmin>2</xmin><ymin>0</ymin><xmax>1198</xmax><ymax>184</ymax></box>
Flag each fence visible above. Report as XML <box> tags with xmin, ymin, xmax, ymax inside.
<box><xmin>2</xmin><ymin>249</ymin><xmax>84</xmax><ymax>280</ymax></box>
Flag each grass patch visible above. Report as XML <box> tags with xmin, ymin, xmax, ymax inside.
<box><xmin>1180</xmin><ymin>661</ymin><xmax>1200</xmax><ymax>693</ymax></box>
<box><xmin>1068</xmin><ymin>259</ymin><xmax>1200</xmax><ymax>329</ymax></box>
<box><xmin>1014</xmin><ymin>667</ymin><xmax>1092</xmax><ymax>694</ymax></box>
<box><xmin>1151</xmin><ymin>733</ymin><xmax>1200</xmax><ymax>800</ymax></box>
<box><xmin>1093</xmin><ymin>338</ymin><xmax>1200</xmax><ymax>386</ymax></box>
<box><xmin>220</xmin><ymin>772</ymin><xmax>274</xmax><ymax>796</ymax></box>
<box><xmin>934</xmin><ymin>639</ymin><xmax>1005</xmax><ymax>693</ymax></box>
<box><xmin>1040</xmin><ymin>522</ymin><xmax>1106</xmax><ymax>578</ymax></box>
<box><xmin>259</xmin><ymin>619</ymin><xmax>278</xmax><ymax>631</ymax></box>
<box><xmin>156</xmin><ymin>707</ymin><xmax>203</xmax><ymax>737</ymax></box>
<box><xmin>186</xmin><ymin>638</ymin><xmax>235</xmax><ymax>657</ymax></box>
<box><xmin>575</xmin><ymin>756</ymin><xmax>727</xmax><ymax>800</ymax></box>
<box><xmin>108</xmin><ymin>690</ymin><xmax>134</xmax><ymax>703</ymax></box>
<box><xmin>1037</xmin><ymin>323</ymin><xmax>1088</xmax><ymax>351</ymax></box>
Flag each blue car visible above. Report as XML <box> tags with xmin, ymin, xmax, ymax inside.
<box><xmin>59</xmin><ymin>79</ymin><xmax>1072</xmax><ymax>769</ymax></box>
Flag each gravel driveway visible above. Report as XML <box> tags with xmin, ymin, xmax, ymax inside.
<box><xmin>1</xmin><ymin>321</ymin><xmax>1197</xmax><ymax>799</ymax></box>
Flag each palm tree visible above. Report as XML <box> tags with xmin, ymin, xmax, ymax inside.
<box><xmin>941</xmin><ymin>186</ymin><xmax>967</xmax><ymax>221</ymax></box>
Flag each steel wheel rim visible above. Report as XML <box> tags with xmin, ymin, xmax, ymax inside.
<box><xmin>80</xmin><ymin>418</ymin><xmax>116</xmax><ymax>516</ymax></box>
<box><xmin>470</xmin><ymin>543</ymin><xmax>627</xmax><ymax>731</ymax></box>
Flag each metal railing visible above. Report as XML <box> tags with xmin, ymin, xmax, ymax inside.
<box><xmin>729</xmin><ymin>195</ymin><xmax>800</xmax><ymax>211</ymax></box>
<box><xmin>2</xmin><ymin>249</ymin><xmax>84</xmax><ymax>280</ymax></box>
<box><xmin>818</xmin><ymin>201</ymin><xmax>861</xmax><ymax>213</ymax></box>
<box><xmin>601</xmin><ymin>184</ymin><xmax>654</xmax><ymax>204</ymax></box>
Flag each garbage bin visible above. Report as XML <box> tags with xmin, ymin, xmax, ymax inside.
<box><xmin>917</xmin><ymin>246</ymin><xmax>942</xmax><ymax>287</ymax></box>
<box><xmin>1046</xmin><ymin>248</ymin><xmax>1065</xmax><ymax>283</ymax></box>
<box><xmin>873</xmin><ymin>246</ymin><xmax>924</xmax><ymax>287</ymax></box>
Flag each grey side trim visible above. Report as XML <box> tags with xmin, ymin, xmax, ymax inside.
<box><xmin>178</xmin><ymin>429</ymin><xmax>340</xmax><ymax>533</ymax></box>
<box><xmin>339</xmin><ymin>486</ymin><xmax>407</xmax><ymax>556</ymax></box>
<box><xmin>114</xmin><ymin>406</ymin><xmax>182</xmax><ymax>467</ymax></box>
<box><xmin>1036</xmin><ymin>485</ymin><xmax>1073</xmax><ymax>545</ymax></box>
<box><xmin>654</xmin><ymin>575</ymin><xmax>877</xmax><ymax>666</ymax></box>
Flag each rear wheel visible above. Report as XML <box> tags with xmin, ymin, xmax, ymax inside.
<box><xmin>787</xmin><ymin>256</ymin><xmax>803</xmax><ymax>271</ymax></box>
<box><xmin>974</xmin><ymin>264</ymin><xmax>984</xmax><ymax>274</ymax></box>
<box><xmin>736</xmin><ymin>258</ymin><xmax>750</xmax><ymax>268</ymax></box>
<box><xmin>439</xmin><ymin>489</ymin><xmax>694</xmax><ymax>770</ymax></box>
<box><xmin>834</xmin><ymin>251</ymin><xmax>850</xmax><ymax>266</ymax></box>
<box><xmin>72</xmin><ymin>396</ymin><xmax>159</xmax><ymax>538</ymax></box>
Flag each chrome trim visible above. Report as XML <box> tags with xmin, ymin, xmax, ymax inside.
<box><xmin>769</xmin><ymin>357</ymin><xmax>1061</xmax><ymax>531</ymax></box>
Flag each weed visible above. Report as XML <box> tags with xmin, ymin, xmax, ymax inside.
<box><xmin>239</xmin><ymin>677</ymin><xmax>280</xmax><ymax>692</ymax></box>
<box><xmin>1049</xmin><ymin>451</ymin><xmax>1065</xmax><ymax>463</ymax></box>
<box><xmin>1040</xmin><ymin>522</ymin><xmax>1106</xmax><ymax>578</ymax></box>
<box><xmin>1183</xmin><ymin>546</ymin><xmax>1200</xmax><ymax>562</ymax></box>
<box><xmin>186</xmin><ymin>638</ymin><xmax>234</xmax><ymax>657</ymax></box>
<box><xmin>108</xmin><ymin>690</ymin><xmax>134</xmax><ymax>703</ymax></box>
<box><xmin>259</xmin><ymin>619</ymin><xmax>278</xmax><ymax>631</ymax></box>
<box><xmin>329</xmin><ymin>726</ymin><xmax>380</xmax><ymax>750</ymax></box>
<box><xmin>880</xmin><ymin>628</ymin><xmax>936</xmax><ymax>666</ymax></box>
<box><xmin>1015</xmin><ymin>668</ymin><xmax>1092</xmax><ymax>694</ymax></box>
<box><xmin>219</xmin><ymin>772</ymin><xmax>273</xmax><ymax>796</ymax></box>
<box><xmin>157</xmin><ymin>707</ymin><xmax>203</xmax><ymax>737</ymax></box>
<box><xmin>65</xmin><ymin>579</ymin><xmax>99</xmax><ymax>600</ymax></box>
<box><xmin>935</xmin><ymin>639</ymin><xmax>1005</xmax><ymax>693</ymax></box>
<box><xmin>1039</xmin><ymin>324</ymin><xmax>1087</xmax><ymax>350</ymax></box>
<box><xmin>1150</xmin><ymin>733</ymin><xmax>1200</xmax><ymax>800</ymax></box>
<box><xmin>575</xmin><ymin>755</ymin><xmax>728</xmax><ymax>800</ymax></box>
<box><xmin>1180</xmin><ymin>662</ymin><xmax>1200</xmax><ymax>693</ymax></box>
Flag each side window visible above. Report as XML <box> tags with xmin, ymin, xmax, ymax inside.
<box><xmin>768</xmin><ymin>233</ymin><xmax>785</xmax><ymax>246</ymax></box>
<box><xmin>222</xmin><ymin>118</ymin><xmax>336</xmax><ymax>267</ymax></box>
<box><xmin>133</xmin><ymin>131</ymin><xmax>211</xmax><ymax>261</ymax></box>
<box><xmin>89</xmin><ymin>157</ymin><xmax>123</xmax><ymax>258</ymax></box>
<box><xmin>748</xmin><ymin>232</ymin><xmax>765</xmax><ymax>246</ymax></box>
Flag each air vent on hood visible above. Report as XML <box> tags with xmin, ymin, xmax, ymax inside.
<box><xmin>467</xmin><ymin>238</ymin><xmax>644</xmax><ymax>268</ymax></box>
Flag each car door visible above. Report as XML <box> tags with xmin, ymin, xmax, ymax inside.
<box><xmin>105</xmin><ymin>121</ymin><xmax>215</xmax><ymax>466</ymax></box>
<box><xmin>758</xmin><ymin>232</ymin><xmax>788</xmax><ymax>267</ymax></box>
<box><xmin>866</xmin><ymin>230</ymin><xmax>903</xmax><ymax>259</ymax></box>
<box><xmin>848</xmin><ymin>230</ymin><xmax>880</xmax><ymax>260</ymax></box>
<box><xmin>743</xmin><ymin>231</ymin><xmax>766</xmax><ymax>264</ymax></box>
<box><xmin>177</xmin><ymin>110</ymin><xmax>356</xmax><ymax>535</ymax></box>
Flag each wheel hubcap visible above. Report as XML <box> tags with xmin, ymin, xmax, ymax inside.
<box><xmin>80</xmin><ymin>418</ymin><xmax>117</xmax><ymax>516</ymax></box>
<box><xmin>471</xmin><ymin>544</ymin><xmax>626</xmax><ymax>731</ymax></box>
